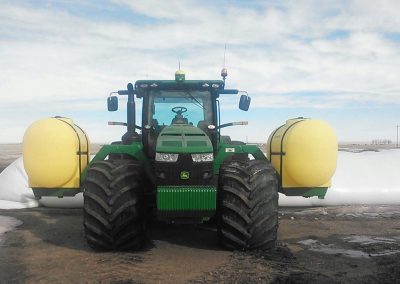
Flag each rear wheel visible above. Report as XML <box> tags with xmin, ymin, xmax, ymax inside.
<box><xmin>218</xmin><ymin>160</ymin><xmax>278</xmax><ymax>250</ymax></box>
<box><xmin>83</xmin><ymin>160</ymin><xmax>145</xmax><ymax>251</ymax></box>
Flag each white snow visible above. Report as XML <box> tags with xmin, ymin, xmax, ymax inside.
<box><xmin>0</xmin><ymin>149</ymin><xmax>400</xmax><ymax>209</ymax></box>
<box><xmin>279</xmin><ymin>149</ymin><xmax>400</xmax><ymax>206</ymax></box>
<box><xmin>0</xmin><ymin>158</ymin><xmax>39</xmax><ymax>209</ymax></box>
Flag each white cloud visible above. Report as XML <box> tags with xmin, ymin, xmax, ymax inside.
<box><xmin>326</xmin><ymin>0</ymin><xmax>400</xmax><ymax>33</ymax></box>
<box><xmin>0</xmin><ymin>1</ymin><xmax>399</xmax><ymax>143</ymax></box>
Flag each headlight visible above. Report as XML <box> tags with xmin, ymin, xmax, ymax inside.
<box><xmin>155</xmin><ymin>153</ymin><xmax>179</xmax><ymax>162</ymax></box>
<box><xmin>191</xmin><ymin>153</ymin><xmax>213</xmax><ymax>162</ymax></box>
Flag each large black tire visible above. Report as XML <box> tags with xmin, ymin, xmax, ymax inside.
<box><xmin>218</xmin><ymin>160</ymin><xmax>279</xmax><ymax>250</ymax></box>
<box><xmin>83</xmin><ymin>160</ymin><xmax>145</xmax><ymax>251</ymax></box>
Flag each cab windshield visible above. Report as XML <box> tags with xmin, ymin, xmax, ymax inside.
<box><xmin>147</xmin><ymin>90</ymin><xmax>213</xmax><ymax>128</ymax></box>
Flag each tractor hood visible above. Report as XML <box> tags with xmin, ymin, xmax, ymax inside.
<box><xmin>156</xmin><ymin>125</ymin><xmax>213</xmax><ymax>153</ymax></box>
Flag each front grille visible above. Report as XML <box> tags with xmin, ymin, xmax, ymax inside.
<box><xmin>157</xmin><ymin>186</ymin><xmax>217</xmax><ymax>217</ymax></box>
<box><xmin>155</xmin><ymin>154</ymin><xmax>214</xmax><ymax>186</ymax></box>
<box><xmin>157</xmin><ymin>186</ymin><xmax>217</xmax><ymax>211</ymax></box>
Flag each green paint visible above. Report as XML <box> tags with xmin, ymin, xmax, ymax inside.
<box><xmin>156</xmin><ymin>125</ymin><xmax>213</xmax><ymax>153</ymax></box>
<box><xmin>32</xmin><ymin>188</ymin><xmax>81</xmax><ymax>198</ymax></box>
<box><xmin>81</xmin><ymin>142</ymin><xmax>148</xmax><ymax>183</ymax></box>
<box><xmin>162</xmin><ymin>140</ymin><xmax>182</xmax><ymax>147</ymax></box>
<box><xmin>91</xmin><ymin>142</ymin><xmax>146</xmax><ymax>162</ymax></box>
<box><xmin>213</xmin><ymin>143</ymin><xmax>267</xmax><ymax>174</ymax></box>
<box><xmin>281</xmin><ymin>187</ymin><xmax>328</xmax><ymax>199</ymax></box>
<box><xmin>157</xmin><ymin>186</ymin><xmax>217</xmax><ymax>211</ymax></box>
<box><xmin>135</xmin><ymin>80</ymin><xmax>225</xmax><ymax>98</ymax></box>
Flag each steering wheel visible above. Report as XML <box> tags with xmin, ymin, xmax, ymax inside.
<box><xmin>172</xmin><ymin>106</ymin><xmax>188</xmax><ymax>115</ymax></box>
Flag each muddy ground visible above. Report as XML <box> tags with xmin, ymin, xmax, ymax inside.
<box><xmin>1</xmin><ymin>206</ymin><xmax>400</xmax><ymax>283</ymax></box>
<box><xmin>1</xmin><ymin>144</ymin><xmax>400</xmax><ymax>283</ymax></box>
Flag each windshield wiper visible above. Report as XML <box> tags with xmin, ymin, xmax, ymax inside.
<box><xmin>184</xmin><ymin>90</ymin><xmax>206</xmax><ymax>110</ymax></box>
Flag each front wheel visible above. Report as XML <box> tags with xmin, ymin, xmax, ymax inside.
<box><xmin>83</xmin><ymin>160</ymin><xmax>146</xmax><ymax>251</ymax></box>
<box><xmin>218</xmin><ymin>160</ymin><xmax>279</xmax><ymax>250</ymax></box>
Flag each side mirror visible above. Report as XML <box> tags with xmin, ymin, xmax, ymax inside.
<box><xmin>107</xmin><ymin>96</ymin><xmax>118</xmax><ymax>111</ymax></box>
<box><xmin>239</xmin><ymin>94</ymin><xmax>251</xmax><ymax>111</ymax></box>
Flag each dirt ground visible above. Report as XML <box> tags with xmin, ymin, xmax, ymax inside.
<box><xmin>1</xmin><ymin>144</ymin><xmax>400</xmax><ymax>283</ymax></box>
<box><xmin>1</xmin><ymin>206</ymin><xmax>400</xmax><ymax>283</ymax></box>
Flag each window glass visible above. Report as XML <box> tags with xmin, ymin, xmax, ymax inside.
<box><xmin>148</xmin><ymin>90</ymin><xmax>212</xmax><ymax>127</ymax></box>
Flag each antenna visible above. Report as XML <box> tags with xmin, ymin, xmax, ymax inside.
<box><xmin>223</xmin><ymin>44</ymin><xmax>227</xmax><ymax>67</ymax></box>
<box><xmin>179</xmin><ymin>61</ymin><xmax>181</xmax><ymax>71</ymax></box>
<box><xmin>221</xmin><ymin>44</ymin><xmax>228</xmax><ymax>82</ymax></box>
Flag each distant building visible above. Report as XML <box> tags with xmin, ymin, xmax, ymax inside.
<box><xmin>372</xmin><ymin>139</ymin><xmax>392</xmax><ymax>145</ymax></box>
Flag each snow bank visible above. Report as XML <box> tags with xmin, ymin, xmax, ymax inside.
<box><xmin>0</xmin><ymin>158</ymin><xmax>38</xmax><ymax>209</ymax></box>
<box><xmin>279</xmin><ymin>149</ymin><xmax>400</xmax><ymax>206</ymax></box>
<box><xmin>0</xmin><ymin>150</ymin><xmax>400</xmax><ymax>209</ymax></box>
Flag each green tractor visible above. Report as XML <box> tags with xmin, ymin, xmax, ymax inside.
<box><xmin>83</xmin><ymin>70</ymin><xmax>279</xmax><ymax>251</ymax></box>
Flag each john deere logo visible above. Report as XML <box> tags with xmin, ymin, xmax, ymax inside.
<box><xmin>180</xmin><ymin>171</ymin><xmax>190</xmax><ymax>180</ymax></box>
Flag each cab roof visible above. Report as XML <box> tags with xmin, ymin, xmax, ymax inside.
<box><xmin>134</xmin><ymin>80</ymin><xmax>225</xmax><ymax>98</ymax></box>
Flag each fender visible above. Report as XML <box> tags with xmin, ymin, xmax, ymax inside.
<box><xmin>213</xmin><ymin>143</ymin><xmax>267</xmax><ymax>175</ymax></box>
<box><xmin>82</xmin><ymin>142</ymin><xmax>148</xmax><ymax>181</ymax></box>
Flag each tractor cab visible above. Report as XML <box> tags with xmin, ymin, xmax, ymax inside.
<box><xmin>108</xmin><ymin>70</ymin><xmax>250</xmax><ymax>160</ymax></box>
<box><xmin>141</xmin><ymin>85</ymin><xmax>216</xmax><ymax>159</ymax></box>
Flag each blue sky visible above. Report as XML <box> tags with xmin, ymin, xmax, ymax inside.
<box><xmin>0</xmin><ymin>0</ymin><xmax>399</xmax><ymax>143</ymax></box>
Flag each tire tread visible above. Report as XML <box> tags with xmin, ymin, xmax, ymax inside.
<box><xmin>83</xmin><ymin>160</ymin><xmax>145</xmax><ymax>251</ymax></box>
<box><xmin>218</xmin><ymin>160</ymin><xmax>279</xmax><ymax>250</ymax></box>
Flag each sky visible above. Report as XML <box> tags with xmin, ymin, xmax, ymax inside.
<box><xmin>0</xmin><ymin>0</ymin><xmax>399</xmax><ymax>144</ymax></box>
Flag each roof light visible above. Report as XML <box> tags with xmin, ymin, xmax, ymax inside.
<box><xmin>175</xmin><ymin>70</ymin><xmax>185</xmax><ymax>82</ymax></box>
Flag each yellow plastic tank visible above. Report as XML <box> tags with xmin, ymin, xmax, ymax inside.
<box><xmin>266</xmin><ymin>118</ymin><xmax>337</xmax><ymax>196</ymax></box>
<box><xmin>23</xmin><ymin>117</ymin><xmax>90</xmax><ymax>189</ymax></box>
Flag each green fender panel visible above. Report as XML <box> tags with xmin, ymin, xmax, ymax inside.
<box><xmin>81</xmin><ymin>142</ymin><xmax>147</xmax><ymax>181</ymax></box>
<box><xmin>213</xmin><ymin>144</ymin><xmax>267</xmax><ymax>174</ymax></box>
